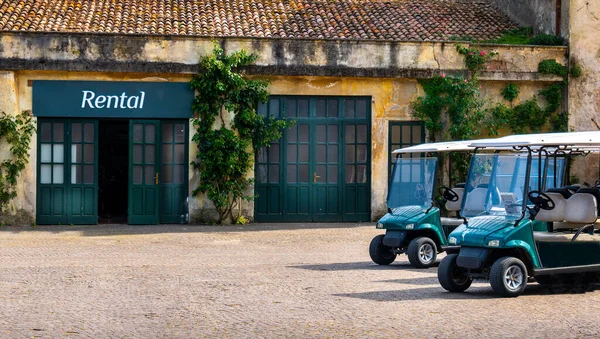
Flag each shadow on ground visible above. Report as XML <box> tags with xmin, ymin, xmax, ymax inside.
<box><xmin>289</xmin><ymin>261</ymin><xmax>438</xmax><ymax>272</ymax></box>
<box><xmin>335</xmin><ymin>283</ymin><xmax>600</xmax><ymax>302</ymax></box>
<box><xmin>0</xmin><ymin>222</ymin><xmax>373</xmax><ymax>236</ymax></box>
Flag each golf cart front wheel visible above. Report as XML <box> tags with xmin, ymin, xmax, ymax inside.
<box><xmin>490</xmin><ymin>256</ymin><xmax>528</xmax><ymax>297</ymax></box>
<box><xmin>369</xmin><ymin>234</ymin><xmax>396</xmax><ymax>265</ymax></box>
<box><xmin>438</xmin><ymin>254</ymin><xmax>472</xmax><ymax>292</ymax></box>
<box><xmin>407</xmin><ymin>237</ymin><xmax>437</xmax><ymax>268</ymax></box>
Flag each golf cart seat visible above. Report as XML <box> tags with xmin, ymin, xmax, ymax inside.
<box><xmin>546</xmin><ymin>187</ymin><xmax>574</xmax><ymax>199</ymax></box>
<box><xmin>535</xmin><ymin>193</ymin><xmax>600</xmax><ymax>242</ymax></box>
<box><xmin>535</xmin><ymin>192</ymin><xmax>567</xmax><ymax>222</ymax></box>
<box><xmin>440</xmin><ymin>187</ymin><xmax>465</xmax><ymax>227</ymax></box>
<box><xmin>462</xmin><ymin>187</ymin><xmax>487</xmax><ymax>216</ymax></box>
<box><xmin>532</xmin><ymin>231</ymin><xmax>598</xmax><ymax>242</ymax></box>
<box><xmin>440</xmin><ymin>217</ymin><xmax>464</xmax><ymax>226</ymax></box>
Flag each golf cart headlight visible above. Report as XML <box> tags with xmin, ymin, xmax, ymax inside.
<box><xmin>405</xmin><ymin>224</ymin><xmax>415</xmax><ymax>230</ymax></box>
<box><xmin>449</xmin><ymin>237</ymin><xmax>457</xmax><ymax>245</ymax></box>
<box><xmin>488</xmin><ymin>240</ymin><xmax>500</xmax><ymax>247</ymax></box>
<box><xmin>376</xmin><ymin>222</ymin><xmax>384</xmax><ymax>229</ymax></box>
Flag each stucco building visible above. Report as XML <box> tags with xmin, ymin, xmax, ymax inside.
<box><xmin>0</xmin><ymin>0</ymin><xmax>568</xmax><ymax>224</ymax></box>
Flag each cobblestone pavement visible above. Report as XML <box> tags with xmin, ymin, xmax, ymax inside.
<box><xmin>1</xmin><ymin>223</ymin><xmax>599</xmax><ymax>338</ymax></box>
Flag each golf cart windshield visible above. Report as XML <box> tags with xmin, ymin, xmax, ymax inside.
<box><xmin>460</xmin><ymin>154</ymin><xmax>566</xmax><ymax>219</ymax></box>
<box><xmin>387</xmin><ymin>157</ymin><xmax>437</xmax><ymax>213</ymax></box>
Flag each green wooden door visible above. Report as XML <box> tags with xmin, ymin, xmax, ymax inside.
<box><xmin>159</xmin><ymin>121</ymin><xmax>189</xmax><ymax>223</ymax></box>
<box><xmin>37</xmin><ymin>119</ymin><xmax>98</xmax><ymax>225</ymax></box>
<box><xmin>255</xmin><ymin>96</ymin><xmax>371</xmax><ymax>222</ymax></box>
<box><xmin>128</xmin><ymin>120</ymin><xmax>160</xmax><ymax>224</ymax></box>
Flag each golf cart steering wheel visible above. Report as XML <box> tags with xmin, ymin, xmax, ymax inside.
<box><xmin>438</xmin><ymin>186</ymin><xmax>459</xmax><ymax>202</ymax></box>
<box><xmin>528</xmin><ymin>191</ymin><xmax>555</xmax><ymax>211</ymax></box>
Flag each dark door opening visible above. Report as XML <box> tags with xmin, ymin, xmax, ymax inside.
<box><xmin>98</xmin><ymin>120</ymin><xmax>129</xmax><ymax>223</ymax></box>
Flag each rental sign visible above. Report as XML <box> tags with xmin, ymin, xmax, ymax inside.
<box><xmin>33</xmin><ymin>81</ymin><xmax>194</xmax><ymax>118</ymax></box>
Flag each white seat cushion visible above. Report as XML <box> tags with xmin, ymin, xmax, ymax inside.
<box><xmin>564</xmin><ymin>193</ymin><xmax>598</xmax><ymax>224</ymax></box>
<box><xmin>445</xmin><ymin>188</ymin><xmax>464</xmax><ymax>212</ymax></box>
<box><xmin>440</xmin><ymin>217</ymin><xmax>464</xmax><ymax>227</ymax></box>
<box><xmin>535</xmin><ymin>192</ymin><xmax>567</xmax><ymax>222</ymax></box>
<box><xmin>462</xmin><ymin>188</ymin><xmax>487</xmax><ymax>216</ymax></box>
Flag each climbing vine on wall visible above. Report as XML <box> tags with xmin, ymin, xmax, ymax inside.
<box><xmin>190</xmin><ymin>43</ymin><xmax>294</xmax><ymax>224</ymax></box>
<box><xmin>0</xmin><ymin>111</ymin><xmax>35</xmax><ymax>214</ymax></box>
<box><xmin>411</xmin><ymin>44</ymin><xmax>570</xmax><ymax>183</ymax></box>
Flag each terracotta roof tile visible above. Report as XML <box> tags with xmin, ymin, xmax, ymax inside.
<box><xmin>0</xmin><ymin>0</ymin><xmax>519</xmax><ymax>41</ymax></box>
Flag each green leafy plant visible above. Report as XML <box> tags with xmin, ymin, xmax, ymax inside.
<box><xmin>0</xmin><ymin>111</ymin><xmax>35</xmax><ymax>214</ymax></box>
<box><xmin>570</xmin><ymin>63</ymin><xmax>583</xmax><ymax>78</ymax></box>
<box><xmin>456</xmin><ymin>44</ymin><xmax>498</xmax><ymax>74</ymax></box>
<box><xmin>538</xmin><ymin>59</ymin><xmax>568</xmax><ymax>78</ymax></box>
<box><xmin>529</xmin><ymin>34</ymin><xmax>565</xmax><ymax>46</ymax></box>
<box><xmin>190</xmin><ymin>43</ymin><xmax>294</xmax><ymax>224</ymax></box>
<box><xmin>501</xmin><ymin>84</ymin><xmax>520</xmax><ymax>102</ymax></box>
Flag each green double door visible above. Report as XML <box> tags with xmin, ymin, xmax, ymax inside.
<box><xmin>37</xmin><ymin>119</ymin><xmax>188</xmax><ymax>225</ymax></box>
<box><xmin>255</xmin><ymin>96</ymin><xmax>371</xmax><ymax>222</ymax></box>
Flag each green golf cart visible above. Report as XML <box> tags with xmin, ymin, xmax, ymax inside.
<box><xmin>438</xmin><ymin>131</ymin><xmax>600</xmax><ymax>297</ymax></box>
<box><xmin>370</xmin><ymin>141</ymin><xmax>473</xmax><ymax>268</ymax></box>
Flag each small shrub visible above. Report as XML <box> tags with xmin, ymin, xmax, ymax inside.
<box><xmin>501</xmin><ymin>84</ymin><xmax>520</xmax><ymax>102</ymax></box>
<box><xmin>538</xmin><ymin>59</ymin><xmax>568</xmax><ymax>78</ymax></box>
<box><xmin>570</xmin><ymin>63</ymin><xmax>583</xmax><ymax>78</ymax></box>
<box><xmin>529</xmin><ymin>34</ymin><xmax>564</xmax><ymax>46</ymax></box>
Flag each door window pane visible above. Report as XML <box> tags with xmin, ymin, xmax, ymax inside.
<box><xmin>84</xmin><ymin>123</ymin><xmax>94</xmax><ymax>142</ymax></box>
<box><xmin>328</xmin><ymin>165</ymin><xmax>338</xmax><ymax>183</ymax></box>
<box><xmin>268</xmin><ymin>165</ymin><xmax>279</xmax><ymax>183</ymax></box>
<box><xmin>53</xmin><ymin>123</ymin><xmax>64</xmax><ymax>142</ymax></box>
<box><xmin>345</xmin><ymin>165</ymin><xmax>355</xmax><ymax>183</ymax></box>
<box><xmin>327</xmin><ymin>100</ymin><xmax>338</xmax><ymax>117</ymax></box>
<box><xmin>316</xmin><ymin>145</ymin><xmax>326</xmax><ymax>162</ymax></box>
<box><xmin>83</xmin><ymin>165</ymin><xmax>94</xmax><ymax>184</ymax></box>
<box><xmin>392</xmin><ymin>126</ymin><xmax>401</xmax><ymax>143</ymax></box>
<box><xmin>162</xmin><ymin>165</ymin><xmax>173</xmax><ymax>184</ymax></box>
<box><xmin>316</xmin><ymin>99</ymin><xmax>326</xmax><ymax>117</ymax></box>
<box><xmin>174</xmin><ymin>165</ymin><xmax>184</xmax><ymax>184</ymax></box>
<box><xmin>71</xmin><ymin>164</ymin><xmax>81</xmax><ymax>184</ymax></box>
<box><xmin>145</xmin><ymin>166</ymin><xmax>155</xmax><ymax>185</ymax></box>
<box><xmin>84</xmin><ymin>144</ymin><xmax>94</xmax><ymax>163</ymax></box>
<box><xmin>299</xmin><ymin>165</ymin><xmax>309</xmax><ymax>183</ymax></box>
<box><xmin>298</xmin><ymin>99</ymin><xmax>309</xmax><ymax>117</ymax></box>
<box><xmin>162</xmin><ymin>145</ymin><xmax>173</xmax><ymax>163</ymax></box>
<box><xmin>175</xmin><ymin>124</ymin><xmax>185</xmax><ymax>143</ymax></box>
<box><xmin>174</xmin><ymin>145</ymin><xmax>185</xmax><ymax>163</ymax></box>
<box><xmin>316</xmin><ymin>125</ymin><xmax>326</xmax><ymax>142</ymax></box>
<box><xmin>328</xmin><ymin>145</ymin><xmax>338</xmax><ymax>162</ymax></box>
<box><xmin>345</xmin><ymin>125</ymin><xmax>355</xmax><ymax>143</ymax></box>
<box><xmin>357</xmin><ymin>125</ymin><xmax>367</xmax><ymax>143</ymax></box>
<box><xmin>357</xmin><ymin>99</ymin><xmax>367</xmax><ymax>118</ymax></box>
<box><xmin>257</xmin><ymin>165</ymin><xmax>267</xmax><ymax>183</ymax></box>
<box><xmin>357</xmin><ymin>145</ymin><xmax>367</xmax><ymax>162</ymax></box>
<box><xmin>145</xmin><ymin>124</ymin><xmax>155</xmax><ymax>143</ymax></box>
<box><xmin>345</xmin><ymin>100</ymin><xmax>355</xmax><ymax>117</ymax></box>
<box><xmin>287</xmin><ymin>165</ymin><xmax>297</xmax><ymax>183</ymax></box>
<box><xmin>286</xmin><ymin>99</ymin><xmax>297</xmax><ymax>117</ymax></box>
<box><xmin>145</xmin><ymin>145</ymin><xmax>155</xmax><ymax>164</ymax></box>
<box><xmin>133</xmin><ymin>124</ymin><xmax>143</xmax><ymax>143</ymax></box>
<box><xmin>41</xmin><ymin>144</ymin><xmax>52</xmax><ymax>163</ymax></box>
<box><xmin>133</xmin><ymin>165</ymin><xmax>143</xmax><ymax>184</ymax></box>
<box><xmin>328</xmin><ymin>125</ymin><xmax>338</xmax><ymax>142</ymax></box>
<box><xmin>53</xmin><ymin>164</ymin><xmax>64</xmax><ymax>184</ymax></box>
<box><xmin>287</xmin><ymin>145</ymin><xmax>297</xmax><ymax>163</ymax></box>
<box><xmin>40</xmin><ymin>164</ymin><xmax>51</xmax><ymax>184</ymax></box>
<box><xmin>269</xmin><ymin>99</ymin><xmax>280</xmax><ymax>117</ymax></box>
<box><xmin>162</xmin><ymin>124</ymin><xmax>173</xmax><ymax>143</ymax></box>
<box><xmin>402</xmin><ymin>125</ymin><xmax>411</xmax><ymax>143</ymax></box>
<box><xmin>357</xmin><ymin>165</ymin><xmax>367</xmax><ymax>183</ymax></box>
<box><xmin>299</xmin><ymin>125</ymin><xmax>309</xmax><ymax>142</ymax></box>
<box><xmin>72</xmin><ymin>144</ymin><xmax>81</xmax><ymax>163</ymax></box>
<box><xmin>268</xmin><ymin>144</ymin><xmax>279</xmax><ymax>162</ymax></box>
<box><xmin>299</xmin><ymin>145</ymin><xmax>309</xmax><ymax>162</ymax></box>
<box><xmin>346</xmin><ymin>145</ymin><xmax>355</xmax><ymax>162</ymax></box>
<box><xmin>53</xmin><ymin>144</ymin><xmax>64</xmax><ymax>163</ymax></box>
<box><xmin>40</xmin><ymin>123</ymin><xmax>52</xmax><ymax>142</ymax></box>
<box><xmin>316</xmin><ymin>165</ymin><xmax>326</xmax><ymax>183</ymax></box>
<box><xmin>257</xmin><ymin>147</ymin><xmax>267</xmax><ymax>164</ymax></box>
<box><xmin>72</xmin><ymin>123</ymin><xmax>82</xmax><ymax>142</ymax></box>
<box><xmin>288</xmin><ymin>125</ymin><xmax>297</xmax><ymax>142</ymax></box>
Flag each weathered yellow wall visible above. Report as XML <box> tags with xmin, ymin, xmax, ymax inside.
<box><xmin>0</xmin><ymin>68</ymin><xmax>558</xmax><ymax>222</ymax></box>
<box><xmin>568</xmin><ymin>0</ymin><xmax>600</xmax><ymax>184</ymax></box>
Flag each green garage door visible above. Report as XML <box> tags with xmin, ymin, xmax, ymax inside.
<box><xmin>255</xmin><ymin>96</ymin><xmax>371</xmax><ymax>222</ymax></box>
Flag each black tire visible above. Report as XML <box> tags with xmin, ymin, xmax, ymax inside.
<box><xmin>438</xmin><ymin>254</ymin><xmax>472</xmax><ymax>292</ymax></box>
<box><xmin>407</xmin><ymin>237</ymin><xmax>438</xmax><ymax>268</ymax></box>
<box><xmin>490</xmin><ymin>256</ymin><xmax>528</xmax><ymax>297</ymax></box>
<box><xmin>369</xmin><ymin>234</ymin><xmax>396</xmax><ymax>265</ymax></box>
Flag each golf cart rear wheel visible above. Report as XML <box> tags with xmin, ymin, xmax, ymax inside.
<box><xmin>438</xmin><ymin>254</ymin><xmax>472</xmax><ymax>292</ymax></box>
<box><xmin>407</xmin><ymin>237</ymin><xmax>437</xmax><ymax>268</ymax></box>
<box><xmin>369</xmin><ymin>234</ymin><xmax>396</xmax><ymax>265</ymax></box>
<box><xmin>490</xmin><ymin>256</ymin><xmax>528</xmax><ymax>297</ymax></box>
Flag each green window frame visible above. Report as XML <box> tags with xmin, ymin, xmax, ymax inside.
<box><xmin>388</xmin><ymin>121</ymin><xmax>425</xmax><ymax>179</ymax></box>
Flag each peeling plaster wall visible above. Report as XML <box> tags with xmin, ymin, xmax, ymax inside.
<box><xmin>568</xmin><ymin>0</ymin><xmax>600</xmax><ymax>184</ymax></box>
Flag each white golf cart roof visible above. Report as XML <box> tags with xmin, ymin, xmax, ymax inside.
<box><xmin>469</xmin><ymin>131</ymin><xmax>600</xmax><ymax>149</ymax></box>
<box><xmin>392</xmin><ymin>140</ymin><xmax>475</xmax><ymax>154</ymax></box>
